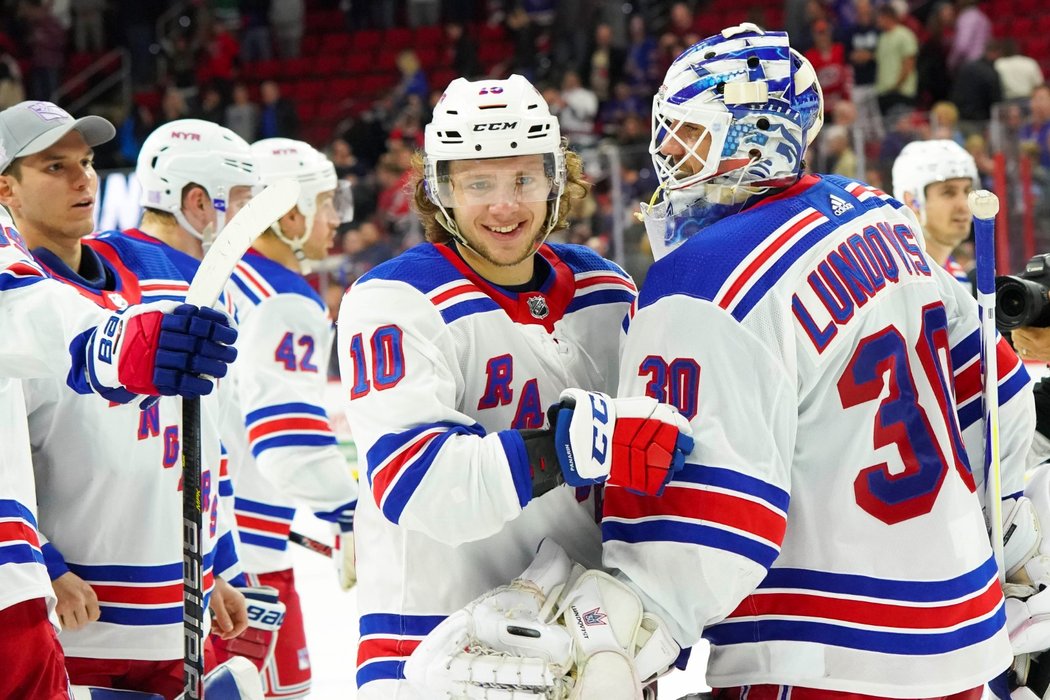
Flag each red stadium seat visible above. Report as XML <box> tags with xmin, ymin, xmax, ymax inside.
<box><xmin>383</xmin><ymin>27</ymin><xmax>413</xmax><ymax>50</ymax></box>
<box><xmin>414</xmin><ymin>26</ymin><xmax>444</xmax><ymax>47</ymax></box>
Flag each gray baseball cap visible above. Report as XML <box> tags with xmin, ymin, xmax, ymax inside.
<box><xmin>0</xmin><ymin>101</ymin><xmax>115</xmax><ymax>174</ymax></box>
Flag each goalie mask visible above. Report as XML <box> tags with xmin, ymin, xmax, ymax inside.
<box><xmin>136</xmin><ymin>119</ymin><xmax>258</xmax><ymax>245</ymax></box>
<box><xmin>891</xmin><ymin>139</ymin><xmax>979</xmax><ymax>226</ymax></box>
<box><xmin>250</xmin><ymin>138</ymin><xmax>352</xmax><ymax>267</ymax></box>
<box><xmin>423</xmin><ymin>74</ymin><xmax>567</xmax><ymax>249</ymax></box>
<box><xmin>643</xmin><ymin>23</ymin><xmax>824</xmax><ymax>260</ymax></box>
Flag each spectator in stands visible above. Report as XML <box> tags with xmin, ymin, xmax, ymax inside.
<box><xmin>1021</xmin><ymin>84</ymin><xmax>1050</xmax><ymax>170</ymax></box>
<box><xmin>948</xmin><ymin>0</ymin><xmax>991</xmax><ymax>73</ymax></box>
<box><xmin>194</xmin><ymin>84</ymin><xmax>225</xmax><ymax>125</ymax></box>
<box><xmin>392</xmin><ymin>50</ymin><xmax>429</xmax><ymax>113</ymax></box>
<box><xmin>599</xmin><ymin>80</ymin><xmax>645</xmax><ymax>137</ymax></box>
<box><xmin>71</xmin><ymin>0</ymin><xmax>105</xmax><ymax>54</ymax></box>
<box><xmin>373</xmin><ymin>146</ymin><xmax>415</xmax><ymax>245</ymax></box>
<box><xmin>506</xmin><ymin>5</ymin><xmax>540</xmax><ymax>81</ymax></box>
<box><xmin>160</xmin><ymin>30</ymin><xmax>199</xmax><ymax>93</ymax></box>
<box><xmin>257</xmin><ymin>79</ymin><xmax>298</xmax><ymax>139</ymax></box>
<box><xmin>842</xmin><ymin>0</ymin><xmax>882</xmax><ymax>137</ymax></box>
<box><xmin>667</xmin><ymin>1</ymin><xmax>697</xmax><ymax>39</ymax></box>
<box><xmin>823</xmin><ymin>124</ymin><xmax>859</xmax><ymax>178</ymax></box>
<box><xmin>582</xmin><ymin>22</ymin><xmax>624</xmax><ymax>103</ymax></box>
<box><xmin>445</xmin><ymin>22</ymin><xmax>481</xmax><ymax>79</ymax></box>
<box><xmin>159</xmin><ymin>85</ymin><xmax>190</xmax><ymax>124</ymax></box>
<box><xmin>916</xmin><ymin>0</ymin><xmax>954</xmax><ymax>109</ymax></box>
<box><xmin>224</xmin><ymin>81</ymin><xmax>257</xmax><ymax>142</ymax></box>
<box><xmin>805</xmin><ymin>18</ymin><xmax>850</xmax><ymax>114</ymax></box>
<box><xmin>874</xmin><ymin>3</ymin><xmax>918</xmax><ymax>115</ymax></box>
<box><xmin>118</xmin><ymin>0</ymin><xmax>160</xmax><ymax>87</ymax></box>
<box><xmin>0</xmin><ymin>49</ymin><xmax>25</xmax><ymax>110</ymax></box>
<box><xmin>929</xmin><ymin>100</ymin><xmax>965</xmax><ymax>145</ymax></box>
<box><xmin>23</xmin><ymin>0</ymin><xmax>65</xmax><ymax>101</ymax></box>
<box><xmin>556</xmin><ymin>69</ymin><xmax>599</xmax><ymax>149</ymax></box>
<box><xmin>195</xmin><ymin>19</ymin><xmax>240</xmax><ymax>98</ymax></box>
<box><xmin>551</xmin><ymin>0</ymin><xmax>590</xmax><ymax>75</ymax></box>
<box><xmin>964</xmin><ymin>132</ymin><xmax>996</xmax><ymax>189</ymax></box>
<box><xmin>950</xmin><ymin>39</ymin><xmax>1003</xmax><ymax>129</ymax></box>
<box><xmin>239</xmin><ymin>0</ymin><xmax>272</xmax><ymax>64</ymax></box>
<box><xmin>624</xmin><ymin>14</ymin><xmax>658</xmax><ymax>101</ymax></box>
<box><xmin>408</xmin><ymin>0</ymin><xmax>439</xmax><ymax>28</ymax></box>
<box><xmin>337</xmin><ymin>220</ymin><xmax>394</xmax><ymax>287</ymax></box>
<box><xmin>269</xmin><ymin>0</ymin><xmax>304</xmax><ymax>59</ymax></box>
<box><xmin>996</xmin><ymin>39</ymin><xmax>1045</xmax><ymax>102</ymax></box>
<box><xmin>117</xmin><ymin>100</ymin><xmax>155</xmax><ymax>165</ymax></box>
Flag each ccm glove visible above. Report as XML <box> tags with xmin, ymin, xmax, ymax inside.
<box><xmin>79</xmin><ymin>302</ymin><xmax>238</xmax><ymax>402</ymax></box>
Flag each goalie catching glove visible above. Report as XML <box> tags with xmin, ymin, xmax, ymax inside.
<box><xmin>520</xmin><ymin>389</ymin><xmax>694</xmax><ymax>498</ymax></box>
<box><xmin>404</xmin><ymin>538</ymin><xmax>680</xmax><ymax>699</ymax></box>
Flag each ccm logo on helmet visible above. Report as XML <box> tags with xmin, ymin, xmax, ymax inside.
<box><xmin>473</xmin><ymin>122</ymin><xmax>518</xmax><ymax>131</ymax></box>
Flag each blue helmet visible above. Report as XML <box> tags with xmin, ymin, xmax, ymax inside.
<box><xmin>640</xmin><ymin>23</ymin><xmax>824</xmax><ymax>259</ymax></box>
<box><xmin>650</xmin><ymin>23</ymin><xmax>824</xmax><ymax>201</ymax></box>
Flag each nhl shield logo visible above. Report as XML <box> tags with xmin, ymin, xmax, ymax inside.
<box><xmin>105</xmin><ymin>291</ymin><xmax>129</xmax><ymax>310</ymax></box>
<box><xmin>526</xmin><ymin>295</ymin><xmax>549</xmax><ymax>319</ymax></box>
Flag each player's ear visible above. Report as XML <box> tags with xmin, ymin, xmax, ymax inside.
<box><xmin>182</xmin><ymin>184</ymin><xmax>209</xmax><ymax>214</ymax></box>
<box><xmin>0</xmin><ymin>174</ymin><xmax>16</xmax><ymax>208</ymax></box>
<box><xmin>902</xmin><ymin>191</ymin><xmax>920</xmax><ymax>215</ymax></box>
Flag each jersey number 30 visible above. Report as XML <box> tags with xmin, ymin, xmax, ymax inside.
<box><xmin>838</xmin><ymin>303</ymin><xmax>975</xmax><ymax>525</ymax></box>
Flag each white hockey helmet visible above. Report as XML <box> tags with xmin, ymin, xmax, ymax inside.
<box><xmin>250</xmin><ymin>137</ymin><xmax>352</xmax><ymax>262</ymax></box>
<box><xmin>650</xmin><ymin>23</ymin><xmax>824</xmax><ymax>199</ymax></box>
<box><xmin>136</xmin><ymin>119</ymin><xmax>258</xmax><ymax>241</ymax></box>
<box><xmin>423</xmin><ymin>74</ymin><xmax>567</xmax><ymax>242</ymax></box>
<box><xmin>892</xmin><ymin>139</ymin><xmax>978</xmax><ymax>224</ymax></box>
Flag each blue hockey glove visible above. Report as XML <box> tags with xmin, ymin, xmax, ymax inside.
<box><xmin>555</xmin><ymin>389</ymin><xmax>694</xmax><ymax>495</ymax></box>
<box><xmin>77</xmin><ymin>302</ymin><xmax>238</xmax><ymax>402</ymax></box>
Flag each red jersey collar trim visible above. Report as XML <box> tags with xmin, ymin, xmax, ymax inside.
<box><xmin>36</xmin><ymin>239</ymin><xmax>143</xmax><ymax>309</ymax></box>
<box><xmin>434</xmin><ymin>243</ymin><xmax>576</xmax><ymax>332</ymax></box>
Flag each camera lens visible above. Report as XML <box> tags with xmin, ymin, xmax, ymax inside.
<box><xmin>996</xmin><ymin>275</ymin><xmax>1050</xmax><ymax>331</ymax></box>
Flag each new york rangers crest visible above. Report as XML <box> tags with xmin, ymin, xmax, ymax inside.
<box><xmin>526</xmin><ymin>295</ymin><xmax>549</xmax><ymax>319</ymax></box>
<box><xmin>582</xmin><ymin>607</ymin><xmax>607</xmax><ymax>626</ymax></box>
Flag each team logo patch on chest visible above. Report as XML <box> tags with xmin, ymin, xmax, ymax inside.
<box><xmin>526</xmin><ymin>295</ymin><xmax>549</xmax><ymax>319</ymax></box>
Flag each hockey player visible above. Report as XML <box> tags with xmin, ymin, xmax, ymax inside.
<box><xmin>409</xmin><ymin>25</ymin><xmax>1037</xmax><ymax>699</ymax></box>
<box><xmin>0</xmin><ymin>102</ymin><xmax>248</xmax><ymax>699</ymax></box>
<box><xmin>892</xmin><ymin>139</ymin><xmax>979</xmax><ymax>285</ymax></box>
<box><xmin>0</xmin><ymin>105</ymin><xmax>239</xmax><ymax>699</ymax></box>
<box><xmin>214</xmin><ymin>137</ymin><xmax>358</xmax><ymax>699</ymax></box>
<box><xmin>337</xmin><ymin>74</ymin><xmax>692</xmax><ymax>698</ymax></box>
<box><xmin>608</xmin><ymin>24</ymin><xmax>1033</xmax><ymax>697</ymax></box>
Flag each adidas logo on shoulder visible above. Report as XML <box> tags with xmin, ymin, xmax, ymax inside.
<box><xmin>829</xmin><ymin>194</ymin><xmax>854</xmax><ymax>217</ymax></box>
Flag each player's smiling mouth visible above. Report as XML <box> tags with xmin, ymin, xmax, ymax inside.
<box><xmin>483</xmin><ymin>223</ymin><xmax>523</xmax><ymax>236</ymax></box>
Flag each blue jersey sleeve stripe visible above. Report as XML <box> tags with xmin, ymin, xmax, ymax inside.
<box><xmin>676</xmin><ymin>464</ymin><xmax>790</xmax><ymax>512</ymax></box>
<box><xmin>357</xmin><ymin>660</ymin><xmax>405</xmax><ymax>687</ymax></box>
<box><xmin>565</xmin><ymin>289</ymin><xmax>636</xmax><ymax>314</ymax></box>
<box><xmin>951</xmin><ymin>330</ymin><xmax>980</xmax><ymax>369</ymax></box>
<box><xmin>40</xmin><ymin>542</ymin><xmax>69</xmax><ymax>580</ymax></box>
<box><xmin>758</xmin><ymin>554</ymin><xmax>998</xmax><ymax>602</ymax></box>
<box><xmin>999</xmin><ymin>362</ymin><xmax>1031</xmax><ymax>404</ymax></box>
<box><xmin>359</xmin><ymin>612</ymin><xmax>446</xmax><ymax>636</ymax></box>
<box><xmin>438</xmin><ymin>298</ymin><xmax>501</xmax><ymax>324</ymax></box>
<box><xmin>602</xmin><ymin>519</ymin><xmax>780</xmax><ymax>569</ymax></box>
<box><xmin>704</xmin><ymin>605</ymin><xmax>1004</xmax><ymax>655</ymax></box>
<box><xmin>230</xmin><ymin>274</ymin><xmax>261</xmax><ymax>306</ymax></box>
<box><xmin>0</xmin><ymin>499</ymin><xmax>38</xmax><ymax>523</ymax></box>
<box><xmin>250</xmin><ymin>433</ymin><xmax>338</xmax><ymax>457</ymax></box>
<box><xmin>238</xmin><ymin>531</ymin><xmax>290</xmax><ymax>551</ymax></box>
<box><xmin>99</xmin><ymin>605</ymin><xmax>184</xmax><ymax>626</ymax></box>
<box><xmin>0</xmin><ymin>274</ymin><xmax>45</xmax><ymax>291</ymax></box>
<box><xmin>245</xmin><ymin>402</ymin><xmax>328</xmax><ymax>424</ymax></box>
<box><xmin>0</xmin><ymin>543</ymin><xmax>46</xmax><ymax>567</ymax></box>
<box><xmin>499</xmin><ymin>430</ymin><xmax>533</xmax><ymax>508</ymax></box>
<box><xmin>366</xmin><ymin>421</ymin><xmax>486</xmax><ymax>480</ymax></box>
<box><xmin>234</xmin><ymin>496</ymin><xmax>296</xmax><ymax>520</ymax></box>
<box><xmin>378</xmin><ymin>429</ymin><xmax>473</xmax><ymax>524</ymax></box>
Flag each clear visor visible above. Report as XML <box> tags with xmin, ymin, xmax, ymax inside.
<box><xmin>332</xmin><ymin>180</ymin><xmax>354</xmax><ymax>224</ymax></box>
<box><xmin>429</xmin><ymin>156</ymin><xmax>559</xmax><ymax>208</ymax></box>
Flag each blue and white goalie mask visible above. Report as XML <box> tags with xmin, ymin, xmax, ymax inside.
<box><xmin>642</xmin><ymin>23</ymin><xmax>824</xmax><ymax>260</ymax></box>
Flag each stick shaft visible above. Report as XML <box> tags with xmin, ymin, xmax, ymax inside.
<box><xmin>974</xmin><ymin>208</ymin><xmax>1005</xmax><ymax>584</ymax></box>
<box><xmin>289</xmin><ymin>530</ymin><xmax>334</xmax><ymax>558</ymax></box>
<box><xmin>182</xmin><ymin>397</ymin><xmax>205</xmax><ymax>698</ymax></box>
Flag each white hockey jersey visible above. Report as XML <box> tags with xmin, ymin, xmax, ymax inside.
<box><xmin>24</xmin><ymin>232</ymin><xmax>241</xmax><ymax>661</ymax></box>
<box><xmin>607</xmin><ymin>175</ymin><xmax>1033</xmax><ymax>696</ymax></box>
<box><xmin>0</xmin><ymin>224</ymin><xmax>112</xmax><ymax>623</ymax></box>
<box><xmin>338</xmin><ymin>242</ymin><xmax>636</xmax><ymax>698</ymax></box>
<box><xmin>223</xmin><ymin>250</ymin><xmax>358</xmax><ymax>574</ymax></box>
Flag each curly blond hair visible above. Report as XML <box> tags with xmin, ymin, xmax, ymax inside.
<box><xmin>409</xmin><ymin>144</ymin><xmax>589</xmax><ymax>245</ymax></box>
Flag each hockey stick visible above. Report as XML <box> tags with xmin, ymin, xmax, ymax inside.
<box><xmin>289</xmin><ymin>530</ymin><xmax>334</xmax><ymax>558</ymax></box>
<box><xmin>971</xmin><ymin>189</ymin><xmax>1005</xmax><ymax>584</ymax></box>
<box><xmin>181</xmin><ymin>178</ymin><xmax>301</xmax><ymax>699</ymax></box>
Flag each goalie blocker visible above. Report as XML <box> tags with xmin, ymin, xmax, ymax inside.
<box><xmin>404</xmin><ymin>538</ymin><xmax>680</xmax><ymax>699</ymax></box>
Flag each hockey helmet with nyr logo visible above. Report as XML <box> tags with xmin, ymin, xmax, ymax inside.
<box><xmin>640</xmin><ymin>23</ymin><xmax>824</xmax><ymax>259</ymax></box>
<box><xmin>891</xmin><ymin>139</ymin><xmax>978</xmax><ymax>226</ymax></box>
<box><xmin>137</xmin><ymin>119</ymin><xmax>258</xmax><ymax>242</ymax></box>
<box><xmin>423</xmin><ymin>74</ymin><xmax>567</xmax><ymax>238</ymax></box>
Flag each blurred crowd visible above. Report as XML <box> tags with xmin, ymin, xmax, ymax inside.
<box><xmin>1</xmin><ymin>0</ymin><xmax>1049</xmax><ymax>294</ymax></box>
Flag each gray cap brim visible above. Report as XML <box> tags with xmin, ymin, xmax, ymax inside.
<box><xmin>17</xmin><ymin>114</ymin><xmax>116</xmax><ymax>158</ymax></box>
